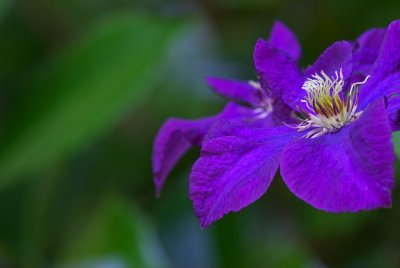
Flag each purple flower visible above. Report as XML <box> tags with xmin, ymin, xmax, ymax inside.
<box><xmin>152</xmin><ymin>21</ymin><xmax>300</xmax><ymax>195</ymax></box>
<box><xmin>189</xmin><ymin>20</ymin><xmax>400</xmax><ymax>228</ymax></box>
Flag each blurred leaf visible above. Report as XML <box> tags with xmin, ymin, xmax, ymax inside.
<box><xmin>0</xmin><ymin>13</ymin><xmax>182</xmax><ymax>187</ymax></box>
<box><xmin>58</xmin><ymin>198</ymin><xmax>168</xmax><ymax>268</ymax></box>
<box><xmin>215</xmin><ymin>0</ymin><xmax>279</xmax><ymax>9</ymax></box>
<box><xmin>247</xmin><ymin>239</ymin><xmax>319</xmax><ymax>268</ymax></box>
<box><xmin>299</xmin><ymin>209</ymin><xmax>371</xmax><ymax>240</ymax></box>
<box><xmin>0</xmin><ymin>0</ymin><xmax>11</xmax><ymax>21</ymax></box>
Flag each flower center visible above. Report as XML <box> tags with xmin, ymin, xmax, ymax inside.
<box><xmin>291</xmin><ymin>69</ymin><xmax>369</xmax><ymax>138</ymax></box>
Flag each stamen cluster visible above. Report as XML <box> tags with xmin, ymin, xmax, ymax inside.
<box><xmin>292</xmin><ymin>69</ymin><xmax>369</xmax><ymax>138</ymax></box>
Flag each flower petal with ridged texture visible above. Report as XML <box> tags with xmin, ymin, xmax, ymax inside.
<box><xmin>190</xmin><ymin>122</ymin><xmax>299</xmax><ymax>227</ymax></box>
<box><xmin>254</xmin><ymin>39</ymin><xmax>305</xmax><ymax>110</ymax></box>
<box><xmin>305</xmin><ymin>41</ymin><xmax>353</xmax><ymax>81</ymax></box>
<box><xmin>351</xmin><ymin>28</ymin><xmax>385</xmax><ymax>82</ymax></box>
<box><xmin>268</xmin><ymin>21</ymin><xmax>301</xmax><ymax>60</ymax></box>
<box><xmin>153</xmin><ymin>103</ymin><xmax>247</xmax><ymax>196</ymax></box>
<box><xmin>206</xmin><ymin>76</ymin><xmax>290</xmax><ymax>127</ymax></box>
<box><xmin>359</xmin><ymin>21</ymin><xmax>400</xmax><ymax>130</ymax></box>
<box><xmin>206</xmin><ymin>77</ymin><xmax>264</xmax><ymax>107</ymax></box>
<box><xmin>281</xmin><ymin>98</ymin><xmax>395</xmax><ymax>212</ymax></box>
<box><xmin>153</xmin><ymin>117</ymin><xmax>215</xmax><ymax>196</ymax></box>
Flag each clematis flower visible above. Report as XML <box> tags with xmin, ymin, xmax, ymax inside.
<box><xmin>189</xmin><ymin>20</ymin><xmax>400</xmax><ymax>228</ymax></box>
<box><xmin>152</xmin><ymin>21</ymin><xmax>300</xmax><ymax>195</ymax></box>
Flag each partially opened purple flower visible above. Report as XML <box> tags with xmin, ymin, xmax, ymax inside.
<box><xmin>152</xmin><ymin>21</ymin><xmax>300</xmax><ymax>195</ymax></box>
<box><xmin>190</xmin><ymin>20</ymin><xmax>400</xmax><ymax>228</ymax></box>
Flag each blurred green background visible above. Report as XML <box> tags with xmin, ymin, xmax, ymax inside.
<box><xmin>1</xmin><ymin>0</ymin><xmax>400</xmax><ymax>267</ymax></box>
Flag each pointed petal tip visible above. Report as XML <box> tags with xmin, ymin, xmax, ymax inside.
<box><xmin>268</xmin><ymin>20</ymin><xmax>301</xmax><ymax>60</ymax></box>
<box><xmin>151</xmin><ymin>117</ymin><xmax>216</xmax><ymax>198</ymax></box>
<box><xmin>199</xmin><ymin>218</ymin><xmax>211</xmax><ymax>229</ymax></box>
<box><xmin>205</xmin><ymin>77</ymin><xmax>264</xmax><ymax>106</ymax></box>
<box><xmin>205</xmin><ymin>76</ymin><xmax>228</xmax><ymax>90</ymax></box>
<box><xmin>193</xmin><ymin>205</ymin><xmax>225</xmax><ymax>229</ymax></box>
<box><xmin>272</xmin><ymin>19</ymin><xmax>283</xmax><ymax>25</ymax></box>
<box><xmin>271</xmin><ymin>20</ymin><xmax>285</xmax><ymax>29</ymax></box>
<box><xmin>255</xmin><ymin>37</ymin><xmax>269</xmax><ymax>49</ymax></box>
<box><xmin>205</xmin><ymin>76</ymin><xmax>218</xmax><ymax>90</ymax></box>
<box><xmin>388</xmin><ymin>19</ymin><xmax>400</xmax><ymax>28</ymax></box>
<box><xmin>199</xmin><ymin>222</ymin><xmax>209</xmax><ymax>229</ymax></box>
<box><xmin>153</xmin><ymin>170</ymin><xmax>165</xmax><ymax>198</ymax></box>
<box><xmin>327</xmin><ymin>40</ymin><xmax>353</xmax><ymax>55</ymax></box>
<box><xmin>205</xmin><ymin>75</ymin><xmax>217</xmax><ymax>84</ymax></box>
<box><xmin>190</xmin><ymin>125</ymin><xmax>297</xmax><ymax>230</ymax></box>
<box><xmin>254</xmin><ymin>37</ymin><xmax>305</xmax><ymax>109</ymax></box>
<box><xmin>385</xmin><ymin>19</ymin><xmax>400</xmax><ymax>42</ymax></box>
<box><xmin>154</xmin><ymin>182</ymin><xmax>162</xmax><ymax>198</ymax></box>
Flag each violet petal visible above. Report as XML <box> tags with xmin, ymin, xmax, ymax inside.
<box><xmin>206</xmin><ymin>76</ymin><xmax>263</xmax><ymax>107</ymax></box>
<box><xmin>153</xmin><ymin>102</ymin><xmax>274</xmax><ymax>195</ymax></box>
<box><xmin>190</xmin><ymin>122</ymin><xmax>298</xmax><ymax>227</ymax></box>
<box><xmin>351</xmin><ymin>28</ymin><xmax>385</xmax><ymax>82</ymax></box>
<box><xmin>153</xmin><ymin>102</ymin><xmax>245</xmax><ymax>195</ymax></box>
<box><xmin>281</xmin><ymin>98</ymin><xmax>395</xmax><ymax>212</ymax></box>
<box><xmin>254</xmin><ymin>38</ymin><xmax>305</xmax><ymax>109</ymax></box>
<box><xmin>153</xmin><ymin>116</ymin><xmax>216</xmax><ymax>196</ymax></box>
<box><xmin>359</xmin><ymin>21</ymin><xmax>400</xmax><ymax>106</ymax></box>
<box><xmin>305</xmin><ymin>41</ymin><xmax>353</xmax><ymax>80</ymax></box>
<box><xmin>269</xmin><ymin>20</ymin><xmax>302</xmax><ymax>60</ymax></box>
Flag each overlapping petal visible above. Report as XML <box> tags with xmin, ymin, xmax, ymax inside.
<box><xmin>206</xmin><ymin>77</ymin><xmax>263</xmax><ymax>107</ymax></box>
<box><xmin>254</xmin><ymin>39</ymin><xmax>305</xmax><ymax>109</ymax></box>
<box><xmin>305</xmin><ymin>41</ymin><xmax>353</xmax><ymax>81</ymax></box>
<box><xmin>206</xmin><ymin>76</ymin><xmax>293</xmax><ymax>126</ymax></box>
<box><xmin>190</xmin><ymin>122</ymin><xmax>299</xmax><ymax>227</ymax></box>
<box><xmin>351</xmin><ymin>28</ymin><xmax>385</xmax><ymax>82</ymax></box>
<box><xmin>269</xmin><ymin>21</ymin><xmax>302</xmax><ymax>60</ymax></box>
<box><xmin>255</xmin><ymin>39</ymin><xmax>355</xmax><ymax>111</ymax></box>
<box><xmin>359</xmin><ymin>20</ymin><xmax>400</xmax><ymax>112</ymax></box>
<box><xmin>153</xmin><ymin>103</ymin><xmax>246</xmax><ymax>195</ymax></box>
<box><xmin>153</xmin><ymin>116</ymin><xmax>215</xmax><ymax>196</ymax></box>
<box><xmin>281</xmin><ymin>99</ymin><xmax>395</xmax><ymax>212</ymax></box>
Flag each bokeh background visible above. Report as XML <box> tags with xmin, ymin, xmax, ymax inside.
<box><xmin>1</xmin><ymin>0</ymin><xmax>400</xmax><ymax>267</ymax></box>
